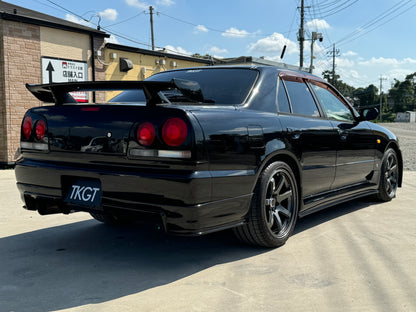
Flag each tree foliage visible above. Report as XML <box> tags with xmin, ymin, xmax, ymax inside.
<box><xmin>388</xmin><ymin>73</ymin><xmax>416</xmax><ymax>113</ymax></box>
<box><xmin>321</xmin><ymin>69</ymin><xmax>416</xmax><ymax>121</ymax></box>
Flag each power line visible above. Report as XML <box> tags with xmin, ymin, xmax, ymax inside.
<box><xmin>44</xmin><ymin>0</ymin><xmax>89</xmax><ymax>23</ymax></box>
<box><xmin>103</xmin><ymin>10</ymin><xmax>145</xmax><ymax>28</ymax></box>
<box><xmin>335</xmin><ymin>0</ymin><xmax>416</xmax><ymax>48</ymax></box>
<box><xmin>314</xmin><ymin>0</ymin><xmax>416</xmax><ymax>60</ymax></box>
<box><xmin>157</xmin><ymin>10</ymin><xmax>292</xmax><ymax>38</ymax></box>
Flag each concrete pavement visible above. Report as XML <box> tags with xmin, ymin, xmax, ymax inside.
<box><xmin>1</xmin><ymin>169</ymin><xmax>415</xmax><ymax>312</ymax></box>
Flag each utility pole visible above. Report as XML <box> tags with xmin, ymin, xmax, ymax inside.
<box><xmin>326</xmin><ymin>44</ymin><xmax>340</xmax><ymax>85</ymax></box>
<box><xmin>379</xmin><ymin>76</ymin><xmax>387</xmax><ymax>122</ymax></box>
<box><xmin>149</xmin><ymin>6</ymin><xmax>155</xmax><ymax>51</ymax></box>
<box><xmin>299</xmin><ymin>0</ymin><xmax>305</xmax><ymax>68</ymax></box>
<box><xmin>298</xmin><ymin>0</ymin><xmax>311</xmax><ymax>69</ymax></box>
<box><xmin>310</xmin><ymin>32</ymin><xmax>323</xmax><ymax>74</ymax></box>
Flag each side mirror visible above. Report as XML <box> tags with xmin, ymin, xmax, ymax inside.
<box><xmin>360</xmin><ymin>108</ymin><xmax>379</xmax><ymax>121</ymax></box>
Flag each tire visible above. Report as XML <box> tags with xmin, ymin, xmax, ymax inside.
<box><xmin>234</xmin><ymin>161</ymin><xmax>299</xmax><ymax>248</ymax></box>
<box><xmin>375</xmin><ymin>148</ymin><xmax>399</xmax><ymax>202</ymax></box>
<box><xmin>90</xmin><ymin>212</ymin><xmax>129</xmax><ymax>226</ymax></box>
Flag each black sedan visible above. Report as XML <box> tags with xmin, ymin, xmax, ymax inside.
<box><xmin>15</xmin><ymin>66</ymin><xmax>402</xmax><ymax>247</ymax></box>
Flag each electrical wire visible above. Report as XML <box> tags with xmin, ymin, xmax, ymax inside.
<box><xmin>157</xmin><ymin>10</ymin><xmax>292</xmax><ymax>38</ymax></box>
<box><xmin>313</xmin><ymin>0</ymin><xmax>416</xmax><ymax>60</ymax></box>
<box><xmin>103</xmin><ymin>11</ymin><xmax>145</xmax><ymax>28</ymax></box>
<box><xmin>44</xmin><ymin>0</ymin><xmax>90</xmax><ymax>23</ymax></box>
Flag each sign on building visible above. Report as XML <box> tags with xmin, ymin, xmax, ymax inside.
<box><xmin>41</xmin><ymin>57</ymin><xmax>88</xmax><ymax>102</ymax></box>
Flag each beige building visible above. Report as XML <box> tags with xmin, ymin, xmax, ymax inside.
<box><xmin>103</xmin><ymin>43</ymin><xmax>211</xmax><ymax>100</ymax></box>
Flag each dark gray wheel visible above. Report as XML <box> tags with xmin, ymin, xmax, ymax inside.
<box><xmin>234</xmin><ymin>161</ymin><xmax>299</xmax><ymax>248</ymax></box>
<box><xmin>376</xmin><ymin>148</ymin><xmax>399</xmax><ymax>202</ymax></box>
<box><xmin>90</xmin><ymin>212</ymin><xmax>129</xmax><ymax>226</ymax></box>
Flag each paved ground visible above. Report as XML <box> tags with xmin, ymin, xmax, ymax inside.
<box><xmin>380</xmin><ymin>123</ymin><xmax>416</xmax><ymax>171</ymax></box>
<box><xmin>1</xmin><ymin>169</ymin><xmax>415</xmax><ymax>312</ymax></box>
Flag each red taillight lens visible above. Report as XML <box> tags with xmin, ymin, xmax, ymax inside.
<box><xmin>162</xmin><ymin>118</ymin><xmax>188</xmax><ymax>147</ymax></box>
<box><xmin>136</xmin><ymin>122</ymin><xmax>155</xmax><ymax>146</ymax></box>
<box><xmin>22</xmin><ymin>116</ymin><xmax>32</xmax><ymax>139</ymax></box>
<box><xmin>35</xmin><ymin>120</ymin><xmax>46</xmax><ymax>140</ymax></box>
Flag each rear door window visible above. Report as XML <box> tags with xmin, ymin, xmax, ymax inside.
<box><xmin>277</xmin><ymin>79</ymin><xmax>291</xmax><ymax>113</ymax></box>
<box><xmin>283</xmin><ymin>80</ymin><xmax>320</xmax><ymax>117</ymax></box>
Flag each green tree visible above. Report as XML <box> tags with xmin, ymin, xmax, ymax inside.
<box><xmin>321</xmin><ymin>70</ymin><xmax>355</xmax><ymax>99</ymax></box>
<box><xmin>388</xmin><ymin>73</ymin><xmax>416</xmax><ymax>113</ymax></box>
<box><xmin>353</xmin><ymin>85</ymin><xmax>378</xmax><ymax>109</ymax></box>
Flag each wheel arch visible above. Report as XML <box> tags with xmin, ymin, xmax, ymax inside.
<box><xmin>386</xmin><ymin>141</ymin><xmax>403</xmax><ymax>187</ymax></box>
<box><xmin>255</xmin><ymin>150</ymin><xmax>303</xmax><ymax>206</ymax></box>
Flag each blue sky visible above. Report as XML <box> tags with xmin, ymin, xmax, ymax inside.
<box><xmin>6</xmin><ymin>0</ymin><xmax>416</xmax><ymax>89</ymax></box>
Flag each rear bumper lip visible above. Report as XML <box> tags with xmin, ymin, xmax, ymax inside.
<box><xmin>15</xmin><ymin>160</ymin><xmax>254</xmax><ymax>235</ymax></box>
<box><xmin>17</xmin><ymin>181</ymin><xmax>252</xmax><ymax>235</ymax></box>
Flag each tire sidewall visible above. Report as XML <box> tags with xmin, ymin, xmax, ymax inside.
<box><xmin>256</xmin><ymin>161</ymin><xmax>299</xmax><ymax>245</ymax></box>
<box><xmin>378</xmin><ymin>148</ymin><xmax>398</xmax><ymax>202</ymax></box>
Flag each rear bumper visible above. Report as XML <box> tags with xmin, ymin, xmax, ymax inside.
<box><xmin>15</xmin><ymin>158</ymin><xmax>254</xmax><ymax>235</ymax></box>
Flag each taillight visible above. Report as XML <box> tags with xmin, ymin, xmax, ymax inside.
<box><xmin>162</xmin><ymin>118</ymin><xmax>188</xmax><ymax>147</ymax></box>
<box><xmin>35</xmin><ymin>120</ymin><xmax>46</xmax><ymax>140</ymax></box>
<box><xmin>22</xmin><ymin>116</ymin><xmax>32</xmax><ymax>139</ymax></box>
<box><xmin>136</xmin><ymin>122</ymin><xmax>155</xmax><ymax>146</ymax></box>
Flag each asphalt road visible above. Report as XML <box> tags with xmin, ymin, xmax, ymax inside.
<box><xmin>1</xmin><ymin>169</ymin><xmax>415</xmax><ymax>312</ymax></box>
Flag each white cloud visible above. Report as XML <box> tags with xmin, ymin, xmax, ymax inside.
<box><xmin>208</xmin><ymin>46</ymin><xmax>228</xmax><ymax>56</ymax></box>
<box><xmin>305</xmin><ymin>19</ymin><xmax>330</xmax><ymax>30</ymax></box>
<box><xmin>358</xmin><ymin>57</ymin><xmax>400</xmax><ymax>66</ymax></box>
<box><xmin>403</xmin><ymin>57</ymin><xmax>416</xmax><ymax>64</ymax></box>
<box><xmin>342</xmin><ymin>51</ymin><xmax>358</xmax><ymax>57</ymax></box>
<box><xmin>65</xmin><ymin>14</ymin><xmax>92</xmax><ymax>27</ymax></box>
<box><xmin>248</xmin><ymin>32</ymin><xmax>298</xmax><ymax>59</ymax></box>
<box><xmin>105</xmin><ymin>35</ymin><xmax>119</xmax><ymax>44</ymax></box>
<box><xmin>330</xmin><ymin>56</ymin><xmax>416</xmax><ymax>88</ymax></box>
<box><xmin>98</xmin><ymin>9</ymin><xmax>118</xmax><ymax>21</ymax></box>
<box><xmin>194</xmin><ymin>25</ymin><xmax>208</xmax><ymax>34</ymax></box>
<box><xmin>337</xmin><ymin>58</ymin><xmax>355</xmax><ymax>68</ymax></box>
<box><xmin>126</xmin><ymin>0</ymin><xmax>174</xmax><ymax>9</ymax></box>
<box><xmin>126</xmin><ymin>0</ymin><xmax>149</xmax><ymax>10</ymax></box>
<box><xmin>222</xmin><ymin>27</ymin><xmax>250</xmax><ymax>38</ymax></box>
<box><xmin>164</xmin><ymin>45</ymin><xmax>192</xmax><ymax>56</ymax></box>
<box><xmin>156</xmin><ymin>0</ymin><xmax>175</xmax><ymax>6</ymax></box>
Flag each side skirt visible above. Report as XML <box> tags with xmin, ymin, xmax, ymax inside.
<box><xmin>299</xmin><ymin>183</ymin><xmax>378</xmax><ymax>218</ymax></box>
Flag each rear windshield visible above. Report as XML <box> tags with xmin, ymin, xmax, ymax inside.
<box><xmin>110</xmin><ymin>68</ymin><xmax>258</xmax><ymax>105</ymax></box>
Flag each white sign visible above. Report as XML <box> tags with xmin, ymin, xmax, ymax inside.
<box><xmin>41</xmin><ymin>57</ymin><xmax>88</xmax><ymax>102</ymax></box>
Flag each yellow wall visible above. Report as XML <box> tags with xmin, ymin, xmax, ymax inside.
<box><xmin>104</xmin><ymin>48</ymin><xmax>208</xmax><ymax>100</ymax></box>
<box><xmin>40</xmin><ymin>27</ymin><xmax>91</xmax><ymax>79</ymax></box>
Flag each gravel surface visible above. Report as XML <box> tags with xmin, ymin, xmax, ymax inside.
<box><xmin>380</xmin><ymin>122</ymin><xmax>416</xmax><ymax>171</ymax></box>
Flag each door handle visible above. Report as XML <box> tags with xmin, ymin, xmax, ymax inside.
<box><xmin>287</xmin><ymin>128</ymin><xmax>301</xmax><ymax>140</ymax></box>
<box><xmin>338</xmin><ymin>129</ymin><xmax>348</xmax><ymax>141</ymax></box>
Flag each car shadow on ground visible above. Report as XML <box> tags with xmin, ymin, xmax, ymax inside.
<box><xmin>0</xmin><ymin>198</ymin><xmax>375</xmax><ymax>311</ymax></box>
<box><xmin>294</xmin><ymin>197</ymin><xmax>376</xmax><ymax>234</ymax></box>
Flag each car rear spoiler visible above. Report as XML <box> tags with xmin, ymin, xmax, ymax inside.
<box><xmin>26</xmin><ymin>79</ymin><xmax>204</xmax><ymax>106</ymax></box>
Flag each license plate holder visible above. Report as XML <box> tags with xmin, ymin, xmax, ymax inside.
<box><xmin>64</xmin><ymin>179</ymin><xmax>102</xmax><ymax>208</ymax></box>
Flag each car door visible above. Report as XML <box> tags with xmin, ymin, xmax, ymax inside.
<box><xmin>277</xmin><ymin>76</ymin><xmax>338</xmax><ymax>198</ymax></box>
<box><xmin>309</xmin><ymin>81</ymin><xmax>376</xmax><ymax>189</ymax></box>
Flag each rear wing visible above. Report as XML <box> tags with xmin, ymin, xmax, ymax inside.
<box><xmin>26</xmin><ymin>79</ymin><xmax>204</xmax><ymax>106</ymax></box>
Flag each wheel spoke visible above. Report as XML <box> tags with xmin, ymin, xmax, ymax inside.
<box><xmin>276</xmin><ymin>205</ymin><xmax>291</xmax><ymax>218</ymax></box>
<box><xmin>389</xmin><ymin>164</ymin><xmax>397</xmax><ymax>175</ymax></box>
<box><xmin>273</xmin><ymin>175</ymin><xmax>285</xmax><ymax>196</ymax></box>
<box><xmin>273</xmin><ymin>211</ymin><xmax>283</xmax><ymax>231</ymax></box>
<box><xmin>278</xmin><ymin>190</ymin><xmax>292</xmax><ymax>203</ymax></box>
<box><xmin>269</xmin><ymin>178</ymin><xmax>276</xmax><ymax>196</ymax></box>
<box><xmin>267</xmin><ymin>208</ymin><xmax>274</xmax><ymax>226</ymax></box>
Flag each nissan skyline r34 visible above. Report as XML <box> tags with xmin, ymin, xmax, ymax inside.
<box><xmin>15</xmin><ymin>66</ymin><xmax>402</xmax><ymax>247</ymax></box>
